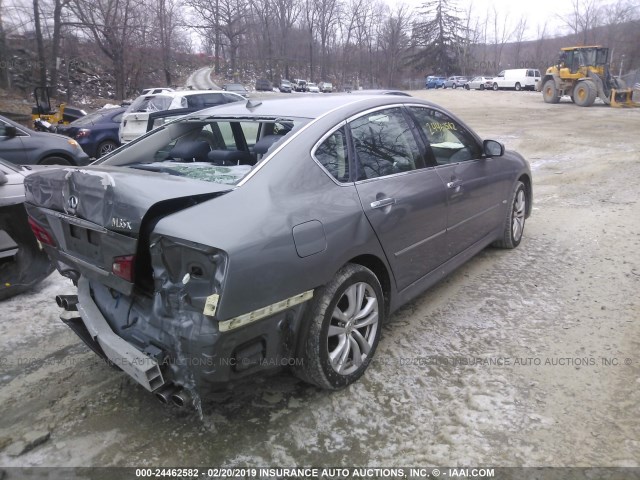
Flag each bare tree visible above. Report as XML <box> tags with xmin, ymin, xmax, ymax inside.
<box><xmin>512</xmin><ymin>16</ymin><xmax>527</xmax><ymax>68</ymax></box>
<box><xmin>560</xmin><ymin>0</ymin><xmax>602</xmax><ymax>45</ymax></box>
<box><xmin>70</xmin><ymin>0</ymin><xmax>142</xmax><ymax>99</ymax></box>
<box><xmin>33</xmin><ymin>0</ymin><xmax>47</xmax><ymax>85</ymax></box>
<box><xmin>379</xmin><ymin>4</ymin><xmax>410</xmax><ymax>87</ymax></box>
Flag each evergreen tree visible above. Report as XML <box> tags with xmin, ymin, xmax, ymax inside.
<box><xmin>410</xmin><ymin>0</ymin><xmax>466</xmax><ymax>74</ymax></box>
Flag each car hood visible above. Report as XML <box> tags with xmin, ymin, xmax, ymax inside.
<box><xmin>24</xmin><ymin>165</ymin><xmax>231</xmax><ymax>235</ymax></box>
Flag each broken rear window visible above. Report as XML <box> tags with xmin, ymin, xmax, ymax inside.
<box><xmin>96</xmin><ymin>115</ymin><xmax>309</xmax><ymax>186</ymax></box>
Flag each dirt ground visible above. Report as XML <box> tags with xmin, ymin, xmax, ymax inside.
<box><xmin>0</xmin><ymin>89</ymin><xmax>639</xmax><ymax>470</ymax></box>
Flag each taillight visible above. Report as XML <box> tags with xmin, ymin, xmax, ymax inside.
<box><xmin>112</xmin><ymin>255</ymin><xmax>135</xmax><ymax>282</ymax></box>
<box><xmin>75</xmin><ymin>129</ymin><xmax>91</xmax><ymax>139</ymax></box>
<box><xmin>27</xmin><ymin>217</ymin><xmax>55</xmax><ymax>246</ymax></box>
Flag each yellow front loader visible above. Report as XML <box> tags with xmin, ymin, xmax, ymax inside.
<box><xmin>539</xmin><ymin>46</ymin><xmax>640</xmax><ymax>108</ymax></box>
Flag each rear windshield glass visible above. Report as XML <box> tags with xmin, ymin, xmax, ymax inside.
<box><xmin>127</xmin><ymin>95</ymin><xmax>173</xmax><ymax>113</ymax></box>
<box><xmin>96</xmin><ymin>115</ymin><xmax>310</xmax><ymax>186</ymax></box>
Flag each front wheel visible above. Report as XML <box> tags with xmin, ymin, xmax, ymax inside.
<box><xmin>297</xmin><ymin>264</ymin><xmax>384</xmax><ymax>389</ymax></box>
<box><xmin>479</xmin><ymin>84</ymin><xmax>484</xmax><ymax>90</ymax></box>
<box><xmin>465</xmin><ymin>84</ymin><xmax>470</xmax><ymax>90</ymax></box>
<box><xmin>493</xmin><ymin>83</ymin><xmax>499</xmax><ymax>91</ymax></box>
<box><xmin>573</xmin><ymin>81</ymin><xmax>596</xmax><ymax>107</ymax></box>
<box><xmin>494</xmin><ymin>181</ymin><xmax>527</xmax><ymax>249</ymax></box>
<box><xmin>452</xmin><ymin>84</ymin><xmax>457</xmax><ymax>89</ymax></box>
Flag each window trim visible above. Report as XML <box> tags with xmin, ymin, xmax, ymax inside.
<box><xmin>310</xmin><ymin>120</ymin><xmax>353</xmax><ymax>186</ymax></box>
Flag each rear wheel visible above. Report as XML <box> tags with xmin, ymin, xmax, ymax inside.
<box><xmin>452</xmin><ymin>83</ymin><xmax>457</xmax><ymax>89</ymax></box>
<box><xmin>297</xmin><ymin>264</ymin><xmax>383</xmax><ymax>389</ymax></box>
<box><xmin>479</xmin><ymin>84</ymin><xmax>485</xmax><ymax>90</ymax></box>
<box><xmin>494</xmin><ymin>181</ymin><xmax>527</xmax><ymax>249</ymax></box>
<box><xmin>465</xmin><ymin>84</ymin><xmax>470</xmax><ymax>90</ymax></box>
<box><xmin>39</xmin><ymin>156</ymin><xmax>72</xmax><ymax>165</ymax></box>
<box><xmin>542</xmin><ymin>79</ymin><xmax>560</xmax><ymax>103</ymax></box>
<box><xmin>573</xmin><ymin>81</ymin><xmax>596</xmax><ymax>107</ymax></box>
<box><xmin>97</xmin><ymin>140</ymin><xmax>118</xmax><ymax>158</ymax></box>
<box><xmin>515</xmin><ymin>82</ymin><xmax>522</xmax><ymax>91</ymax></box>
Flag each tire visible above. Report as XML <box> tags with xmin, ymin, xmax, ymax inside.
<box><xmin>97</xmin><ymin>140</ymin><xmax>118</xmax><ymax>158</ymax></box>
<box><xmin>493</xmin><ymin>83</ymin><xmax>499</xmax><ymax>91</ymax></box>
<box><xmin>494</xmin><ymin>181</ymin><xmax>527</xmax><ymax>249</ymax></box>
<box><xmin>542</xmin><ymin>79</ymin><xmax>560</xmax><ymax>104</ymax></box>
<box><xmin>465</xmin><ymin>84</ymin><xmax>470</xmax><ymax>90</ymax></box>
<box><xmin>515</xmin><ymin>82</ymin><xmax>522</xmax><ymax>91</ymax></box>
<box><xmin>452</xmin><ymin>83</ymin><xmax>457</xmax><ymax>89</ymax></box>
<box><xmin>297</xmin><ymin>263</ymin><xmax>384</xmax><ymax>389</ymax></box>
<box><xmin>39</xmin><ymin>156</ymin><xmax>72</xmax><ymax>166</ymax></box>
<box><xmin>573</xmin><ymin>81</ymin><xmax>596</xmax><ymax>107</ymax></box>
<box><xmin>480</xmin><ymin>84</ymin><xmax>484</xmax><ymax>90</ymax></box>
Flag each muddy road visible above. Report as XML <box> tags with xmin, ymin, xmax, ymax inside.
<box><xmin>1</xmin><ymin>90</ymin><xmax>639</xmax><ymax>469</ymax></box>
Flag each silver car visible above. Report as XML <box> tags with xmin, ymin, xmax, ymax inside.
<box><xmin>24</xmin><ymin>95</ymin><xmax>532</xmax><ymax>407</ymax></box>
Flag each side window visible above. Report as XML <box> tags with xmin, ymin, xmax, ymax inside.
<box><xmin>497</xmin><ymin>71</ymin><xmax>505</xmax><ymax>77</ymax></box>
<box><xmin>349</xmin><ymin>108</ymin><xmax>420</xmax><ymax>180</ymax></box>
<box><xmin>410</xmin><ymin>107</ymin><xmax>481</xmax><ymax>165</ymax></box>
<box><xmin>314</xmin><ymin>127</ymin><xmax>349</xmax><ymax>182</ymax></box>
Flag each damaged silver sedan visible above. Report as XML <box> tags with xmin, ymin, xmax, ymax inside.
<box><xmin>24</xmin><ymin>95</ymin><xmax>532</xmax><ymax>407</ymax></box>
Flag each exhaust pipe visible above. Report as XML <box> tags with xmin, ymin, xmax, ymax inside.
<box><xmin>170</xmin><ymin>388</ymin><xmax>192</xmax><ymax>408</ymax></box>
<box><xmin>56</xmin><ymin>295</ymin><xmax>78</xmax><ymax>311</ymax></box>
<box><xmin>154</xmin><ymin>384</ymin><xmax>181</xmax><ymax>405</ymax></box>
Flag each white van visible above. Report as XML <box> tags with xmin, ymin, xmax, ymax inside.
<box><xmin>491</xmin><ymin>69</ymin><xmax>541</xmax><ymax>91</ymax></box>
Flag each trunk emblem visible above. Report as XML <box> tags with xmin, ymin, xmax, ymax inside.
<box><xmin>67</xmin><ymin>195</ymin><xmax>79</xmax><ymax>213</ymax></box>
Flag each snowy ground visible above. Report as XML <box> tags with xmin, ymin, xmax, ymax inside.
<box><xmin>0</xmin><ymin>89</ymin><xmax>639</xmax><ymax>469</ymax></box>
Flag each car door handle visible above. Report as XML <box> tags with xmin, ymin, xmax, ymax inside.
<box><xmin>370</xmin><ymin>198</ymin><xmax>396</xmax><ymax>209</ymax></box>
<box><xmin>447</xmin><ymin>180</ymin><xmax>462</xmax><ymax>189</ymax></box>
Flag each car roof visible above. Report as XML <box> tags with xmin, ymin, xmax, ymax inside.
<box><xmin>187</xmin><ymin>94</ymin><xmax>434</xmax><ymax>120</ymax></box>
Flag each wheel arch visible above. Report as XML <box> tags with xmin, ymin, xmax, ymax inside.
<box><xmin>37</xmin><ymin>152</ymin><xmax>75</xmax><ymax>165</ymax></box>
<box><xmin>518</xmin><ymin>173</ymin><xmax>533</xmax><ymax>218</ymax></box>
<box><xmin>345</xmin><ymin>253</ymin><xmax>393</xmax><ymax>321</ymax></box>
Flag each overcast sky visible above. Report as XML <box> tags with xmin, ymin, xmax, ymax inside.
<box><xmin>396</xmin><ymin>0</ymin><xmax>569</xmax><ymax>40</ymax></box>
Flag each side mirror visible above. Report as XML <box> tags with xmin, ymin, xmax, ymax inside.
<box><xmin>0</xmin><ymin>171</ymin><xmax>8</xmax><ymax>185</ymax></box>
<box><xmin>3</xmin><ymin>126</ymin><xmax>17</xmax><ymax>138</ymax></box>
<box><xmin>483</xmin><ymin>139</ymin><xmax>504</xmax><ymax>157</ymax></box>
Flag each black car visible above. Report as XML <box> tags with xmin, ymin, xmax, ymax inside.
<box><xmin>255</xmin><ymin>79</ymin><xmax>272</xmax><ymax>91</ymax></box>
<box><xmin>56</xmin><ymin>106</ymin><xmax>126</xmax><ymax>159</ymax></box>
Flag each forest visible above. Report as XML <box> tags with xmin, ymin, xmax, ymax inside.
<box><xmin>0</xmin><ymin>0</ymin><xmax>638</xmax><ymax>100</ymax></box>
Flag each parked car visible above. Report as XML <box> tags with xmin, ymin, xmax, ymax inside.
<box><xmin>279</xmin><ymin>79</ymin><xmax>292</xmax><ymax>93</ymax></box>
<box><xmin>119</xmin><ymin>90</ymin><xmax>245</xmax><ymax>143</ymax></box>
<box><xmin>425</xmin><ymin>76</ymin><xmax>446</xmax><ymax>89</ymax></box>
<box><xmin>318</xmin><ymin>82</ymin><xmax>333</xmax><ymax>93</ymax></box>
<box><xmin>443</xmin><ymin>76</ymin><xmax>468</xmax><ymax>89</ymax></box>
<box><xmin>465</xmin><ymin>76</ymin><xmax>494</xmax><ymax>90</ymax></box>
<box><xmin>56</xmin><ymin>106</ymin><xmax>126</xmax><ymax>158</ymax></box>
<box><xmin>24</xmin><ymin>94</ymin><xmax>531</xmax><ymax>406</ymax></box>
<box><xmin>350</xmin><ymin>89</ymin><xmax>411</xmax><ymax>96</ymax></box>
<box><xmin>307</xmin><ymin>82</ymin><xmax>321</xmax><ymax>93</ymax></box>
<box><xmin>222</xmin><ymin>83</ymin><xmax>249</xmax><ymax>98</ymax></box>
<box><xmin>141</xmin><ymin>87</ymin><xmax>174</xmax><ymax>95</ymax></box>
<box><xmin>0</xmin><ymin>115</ymin><xmax>90</xmax><ymax>166</ymax></box>
<box><xmin>255</xmin><ymin>79</ymin><xmax>272</xmax><ymax>91</ymax></box>
<box><xmin>491</xmin><ymin>69</ymin><xmax>541</xmax><ymax>91</ymax></box>
<box><xmin>0</xmin><ymin>159</ymin><xmax>55</xmax><ymax>300</ymax></box>
<box><xmin>293</xmin><ymin>79</ymin><xmax>307</xmax><ymax>92</ymax></box>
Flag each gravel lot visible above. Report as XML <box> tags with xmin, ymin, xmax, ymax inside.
<box><xmin>0</xmin><ymin>89</ymin><xmax>639</xmax><ymax>469</ymax></box>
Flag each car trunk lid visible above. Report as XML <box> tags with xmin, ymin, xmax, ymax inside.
<box><xmin>24</xmin><ymin>165</ymin><xmax>230</xmax><ymax>294</ymax></box>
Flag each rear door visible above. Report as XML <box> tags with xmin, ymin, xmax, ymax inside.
<box><xmin>408</xmin><ymin>106</ymin><xmax>510</xmax><ymax>256</ymax></box>
<box><xmin>350</xmin><ymin>106</ymin><xmax>449</xmax><ymax>290</ymax></box>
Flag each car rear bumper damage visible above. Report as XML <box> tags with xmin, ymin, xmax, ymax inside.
<box><xmin>59</xmin><ymin>275</ymin><xmax>312</xmax><ymax>404</ymax></box>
